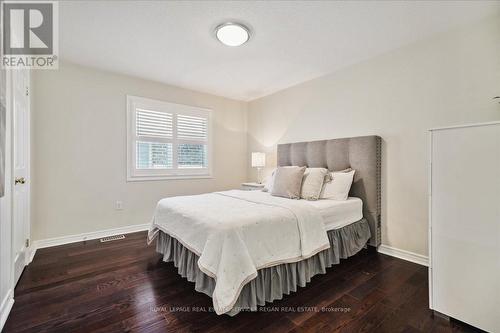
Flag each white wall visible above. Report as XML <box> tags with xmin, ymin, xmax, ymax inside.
<box><xmin>32</xmin><ymin>62</ymin><xmax>248</xmax><ymax>241</ymax></box>
<box><xmin>247</xmin><ymin>15</ymin><xmax>500</xmax><ymax>256</ymax></box>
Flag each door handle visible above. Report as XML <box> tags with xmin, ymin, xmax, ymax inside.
<box><xmin>15</xmin><ymin>177</ymin><xmax>26</xmax><ymax>185</ymax></box>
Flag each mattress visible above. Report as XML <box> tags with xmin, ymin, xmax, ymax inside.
<box><xmin>305</xmin><ymin>197</ymin><xmax>363</xmax><ymax>230</ymax></box>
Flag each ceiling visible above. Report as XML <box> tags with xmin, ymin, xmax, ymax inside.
<box><xmin>60</xmin><ymin>1</ymin><xmax>500</xmax><ymax>101</ymax></box>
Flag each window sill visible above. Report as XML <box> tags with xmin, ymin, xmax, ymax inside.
<box><xmin>126</xmin><ymin>174</ymin><xmax>214</xmax><ymax>182</ymax></box>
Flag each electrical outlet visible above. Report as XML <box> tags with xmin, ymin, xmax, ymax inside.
<box><xmin>115</xmin><ymin>201</ymin><xmax>124</xmax><ymax>210</ymax></box>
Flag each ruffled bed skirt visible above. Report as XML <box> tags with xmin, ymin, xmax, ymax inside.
<box><xmin>155</xmin><ymin>218</ymin><xmax>371</xmax><ymax>315</ymax></box>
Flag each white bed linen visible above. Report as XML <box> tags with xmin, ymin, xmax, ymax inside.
<box><xmin>305</xmin><ymin>197</ymin><xmax>363</xmax><ymax>230</ymax></box>
<box><xmin>147</xmin><ymin>190</ymin><xmax>329</xmax><ymax>315</ymax></box>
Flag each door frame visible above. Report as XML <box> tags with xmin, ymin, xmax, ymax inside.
<box><xmin>0</xmin><ymin>68</ymin><xmax>14</xmax><ymax>332</ymax></box>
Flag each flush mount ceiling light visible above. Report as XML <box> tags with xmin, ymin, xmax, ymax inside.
<box><xmin>215</xmin><ymin>22</ymin><xmax>250</xmax><ymax>47</ymax></box>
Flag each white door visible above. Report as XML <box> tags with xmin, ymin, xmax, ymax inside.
<box><xmin>11</xmin><ymin>69</ymin><xmax>30</xmax><ymax>285</ymax></box>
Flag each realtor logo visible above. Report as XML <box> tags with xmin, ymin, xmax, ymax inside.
<box><xmin>1</xmin><ymin>1</ymin><xmax>58</xmax><ymax>69</ymax></box>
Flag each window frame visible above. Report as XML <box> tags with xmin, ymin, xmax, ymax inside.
<box><xmin>126</xmin><ymin>95</ymin><xmax>213</xmax><ymax>181</ymax></box>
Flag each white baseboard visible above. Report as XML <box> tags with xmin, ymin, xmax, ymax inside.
<box><xmin>0</xmin><ymin>292</ymin><xmax>14</xmax><ymax>332</ymax></box>
<box><xmin>378</xmin><ymin>244</ymin><xmax>428</xmax><ymax>267</ymax></box>
<box><xmin>27</xmin><ymin>245</ymin><xmax>37</xmax><ymax>264</ymax></box>
<box><xmin>31</xmin><ymin>223</ymin><xmax>150</xmax><ymax>255</ymax></box>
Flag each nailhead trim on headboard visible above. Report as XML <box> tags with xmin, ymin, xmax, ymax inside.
<box><xmin>376</xmin><ymin>137</ymin><xmax>382</xmax><ymax>246</ymax></box>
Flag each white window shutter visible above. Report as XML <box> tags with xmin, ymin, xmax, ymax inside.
<box><xmin>136</xmin><ymin>109</ymin><xmax>173</xmax><ymax>138</ymax></box>
<box><xmin>177</xmin><ymin>114</ymin><xmax>207</xmax><ymax>140</ymax></box>
<box><xmin>127</xmin><ymin>96</ymin><xmax>212</xmax><ymax>180</ymax></box>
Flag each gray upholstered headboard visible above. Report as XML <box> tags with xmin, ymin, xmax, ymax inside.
<box><xmin>277</xmin><ymin>135</ymin><xmax>381</xmax><ymax>247</ymax></box>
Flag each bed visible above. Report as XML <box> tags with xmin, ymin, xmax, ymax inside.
<box><xmin>148</xmin><ymin>135</ymin><xmax>381</xmax><ymax>315</ymax></box>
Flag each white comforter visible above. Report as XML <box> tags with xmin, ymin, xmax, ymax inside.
<box><xmin>148</xmin><ymin>190</ymin><xmax>330</xmax><ymax>314</ymax></box>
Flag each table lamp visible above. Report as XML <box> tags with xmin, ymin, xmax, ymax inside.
<box><xmin>251</xmin><ymin>152</ymin><xmax>266</xmax><ymax>183</ymax></box>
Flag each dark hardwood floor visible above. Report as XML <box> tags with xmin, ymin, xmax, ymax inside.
<box><xmin>4</xmin><ymin>231</ymin><xmax>480</xmax><ymax>333</ymax></box>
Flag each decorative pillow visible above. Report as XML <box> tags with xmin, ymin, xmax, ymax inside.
<box><xmin>262</xmin><ymin>166</ymin><xmax>297</xmax><ymax>192</ymax></box>
<box><xmin>300</xmin><ymin>168</ymin><xmax>329</xmax><ymax>200</ymax></box>
<box><xmin>262</xmin><ymin>169</ymin><xmax>276</xmax><ymax>192</ymax></box>
<box><xmin>320</xmin><ymin>169</ymin><xmax>356</xmax><ymax>200</ymax></box>
<box><xmin>271</xmin><ymin>166</ymin><xmax>306</xmax><ymax>199</ymax></box>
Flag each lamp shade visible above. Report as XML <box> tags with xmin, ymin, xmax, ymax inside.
<box><xmin>251</xmin><ymin>152</ymin><xmax>266</xmax><ymax>168</ymax></box>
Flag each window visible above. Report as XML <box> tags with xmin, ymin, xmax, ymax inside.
<box><xmin>127</xmin><ymin>96</ymin><xmax>212</xmax><ymax>181</ymax></box>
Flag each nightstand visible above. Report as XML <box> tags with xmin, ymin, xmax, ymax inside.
<box><xmin>241</xmin><ymin>182</ymin><xmax>265</xmax><ymax>191</ymax></box>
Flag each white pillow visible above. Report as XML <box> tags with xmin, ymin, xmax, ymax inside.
<box><xmin>262</xmin><ymin>168</ymin><xmax>276</xmax><ymax>192</ymax></box>
<box><xmin>300</xmin><ymin>168</ymin><xmax>328</xmax><ymax>200</ymax></box>
<box><xmin>320</xmin><ymin>170</ymin><xmax>356</xmax><ymax>200</ymax></box>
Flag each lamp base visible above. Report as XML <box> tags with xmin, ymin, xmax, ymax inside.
<box><xmin>256</xmin><ymin>167</ymin><xmax>262</xmax><ymax>184</ymax></box>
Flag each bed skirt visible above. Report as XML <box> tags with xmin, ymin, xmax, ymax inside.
<box><xmin>155</xmin><ymin>218</ymin><xmax>371</xmax><ymax>315</ymax></box>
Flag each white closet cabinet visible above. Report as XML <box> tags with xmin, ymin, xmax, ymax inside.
<box><xmin>429</xmin><ymin>121</ymin><xmax>500</xmax><ymax>332</ymax></box>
